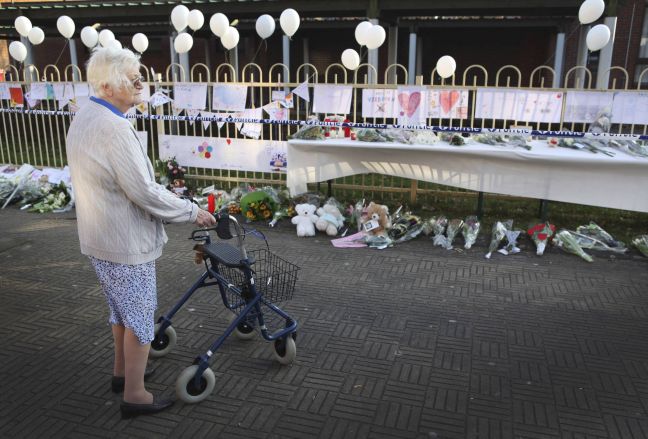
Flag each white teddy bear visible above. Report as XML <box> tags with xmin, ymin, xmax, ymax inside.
<box><xmin>291</xmin><ymin>203</ymin><xmax>319</xmax><ymax>237</ymax></box>
<box><xmin>316</xmin><ymin>204</ymin><xmax>345</xmax><ymax>236</ymax></box>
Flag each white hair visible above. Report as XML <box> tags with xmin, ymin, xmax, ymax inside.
<box><xmin>86</xmin><ymin>47</ymin><xmax>141</xmax><ymax>98</ymax></box>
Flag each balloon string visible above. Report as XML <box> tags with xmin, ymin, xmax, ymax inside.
<box><xmin>249</xmin><ymin>40</ymin><xmax>265</xmax><ymax>65</ymax></box>
<box><xmin>53</xmin><ymin>39</ymin><xmax>70</xmax><ymax>68</ymax></box>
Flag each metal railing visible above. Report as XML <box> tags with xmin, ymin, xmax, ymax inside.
<box><xmin>1</xmin><ymin>61</ymin><xmax>646</xmax><ymax>204</ymax></box>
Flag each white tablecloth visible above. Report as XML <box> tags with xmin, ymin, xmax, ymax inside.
<box><xmin>286</xmin><ymin>138</ymin><xmax>648</xmax><ymax>213</ymax></box>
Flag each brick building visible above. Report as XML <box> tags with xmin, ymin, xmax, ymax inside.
<box><xmin>0</xmin><ymin>0</ymin><xmax>645</xmax><ymax>88</ymax></box>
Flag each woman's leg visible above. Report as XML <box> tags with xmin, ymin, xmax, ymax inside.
<box><xmin>122</xmin><ymin>328</ymin><xmax>153</xmax><ymax>404</ymax></box>
<box><xmin>112</xmin><ymin>325</ymin><xmax>125</xmax><ymax>377</ymax></box>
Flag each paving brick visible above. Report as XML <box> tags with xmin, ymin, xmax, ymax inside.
<box><xmin>2</xmin><ymin>207</ymin><xmax>648</xmax><ymax>438</ymax></box>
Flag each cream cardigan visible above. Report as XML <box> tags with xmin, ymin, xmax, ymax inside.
<box><xmin>66</xmin><ymin>100</ymin><xmax>197</xmax><ymax>264</ymax></box>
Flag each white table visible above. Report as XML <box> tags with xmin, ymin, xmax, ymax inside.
<box><xmin>287</xmin><ymin>138</ymin><xmax>648</xmax><ymax>213</ymax></box>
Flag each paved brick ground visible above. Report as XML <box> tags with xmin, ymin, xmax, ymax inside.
<box><xmin>1</xmin><ymin>207</ymin><xmax>648</xmax><ymax>439</ymax></box>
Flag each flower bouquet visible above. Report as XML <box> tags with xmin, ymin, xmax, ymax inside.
<box><xmin>485</xmin><ymin>220</ymin><xmax>512</xmax><ymax>259</ymax></box>
<box><xmin>472</xmin><ymin>133</ymin><xmax>505</xmax><ymax>145</ymax></box>
<box><xmin>432</xmin><ymin>215</ymin><xmax>448</xmax><ymax>246</ymax></box>
<box><xmin>421</xmin><ymin>217</ymin><xmax>437</xmax><ymax>236</ymax></box>
<box><xmin>388</xmin><ymin>212</ymin><xmax>424</xmax><ymax>244</ymax></box>
<box><xmin>439</xmin><ymin>132</ymin><xmax>466</xmax><ymax>146</ymax></box>
<box><xmin>443</xmin><ymin>218</ymin><xmax>464</xmax><ymax>250</ymax></box>
<box><xmin>462</xmin><ymin>215</ymin><xmax>480</xmax><ymax>249</ymax></box>
<box><xmin>29</xmin><ymin>182</ymin><xmax>71</xmax><ymax>213</ymax></box>
<box><xmin>506</xmin><ymin>135</ymin><xmax>532</xmax><ymax>150</ymax></box>
<box><xmin>554</xmin><ymin>229</ymin><xmax>593</xmax><ymax>262</ymax></box>
<box><xmin>0</xmin><ymin>178</ymin><xmax>16</xmax><ymax>204</ymax></box>
<box><xmin>632</xmin><ymin>235</ymin><xmax>648</xmax><ymax>257</ymax></box>
<box><xmin>497</xmin><ymin>229</ymin><xmax>521</xmax><ymax>255</ymax></box>
<box><xmin>239</xmin><ymin>188</ymin><xmax>279</xmax><ymax>222</ymax></box>
<box><xmin>574</xmin><ymin>222</ymin><xmax>626</xmax><ymax>253</ymax></box>
<box><xmin>289</xmin><ymin>117</ymin><xmax>325</xmax><ymax>140</ymax></box>
<box><xmin>527</xmin><ymin>222</ymin><xmax>556</xmax><ymax>255</ymax></box>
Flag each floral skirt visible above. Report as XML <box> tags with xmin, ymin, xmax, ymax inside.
<box><xmin>90</xmin><ymin>257</ymin><xmax>157</xmax><ymax>345</ymax></box>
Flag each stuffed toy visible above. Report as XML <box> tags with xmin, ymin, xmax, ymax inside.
<box><xmin>291</xmin><ymin>203</ymin><xmax>319</xmax><ymax>237</ymax></box>
<box><xmin>361</xmin><ymin>202</ymin><xmax>391</xmax><ymax>236</ymax></box>
<box><xmin>316</xmin><ymin>204</ymin><xmax>345</xmax><ymax>236</ymax></box>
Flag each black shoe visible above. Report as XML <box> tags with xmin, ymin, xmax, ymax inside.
<box><xmin>111</xmin><ymin>365</ymin><xmax>157</xmax><ymax>393</ymax></box>
<box><xmin>120</xmin><ymin>394</ymin><xmax>174</xmax><ymax>419</ymax></box>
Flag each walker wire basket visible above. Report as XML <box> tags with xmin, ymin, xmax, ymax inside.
<box><xmin>217</xmin><ymin>248</ymin><xmax>300</xmax><ymax>314</ymax></box>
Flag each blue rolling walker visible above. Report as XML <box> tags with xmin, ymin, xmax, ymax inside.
<box><xmin>150</xmin><ymin>210</ymin><xmax>299</xmax><ymax>404</ymax></box>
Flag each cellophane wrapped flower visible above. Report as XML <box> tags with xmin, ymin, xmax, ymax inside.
<box><xmin>269</xmin><ymin>207</ymin><xmax>289</xmax><ymax>227</ymax></box>
<box><xmin>497</xmin><ymin>230</ymin><xmax>521</xmax><ymax>255</ymax></box>
<box><xmin>443</xmin><ymin>219</ymin><xmax>464</xmax><ymax>250</ymax></box>
<box><xmin>29</xmin><ymin>182</ymin><xmax>71</xmax><ymax>213</ymax></box>
<box><xmin>388</xmin><ymin>212</ymin><xmax>424</xmax><ymax>244</ymax></box>
<box><xmin>421</xmin><ymin>217</ymin><xmax>437</xmax><ymax>236</ymax></box>
<box><xmin>554</xmin><ymin>230</ymin><xmax>593</xmax><ymax>262</ymax></box>
<box><xmin>0</xmin><ymin>178</ymin><xmax>16</xmax><ymax>203</ymax></box>
<box><xmin>239</xmin><ymin>186</ymin><xmax>280</xmax><ymax>222</ymax></box>
<box><xmin>574</xmin><ymin>222</ymin><xmax>626</xmax><ymax>253</ymax></box>
<box><xmin>432</xmin><ymin>216</ymin><xmax>448</xmax><ymax>246</ymax></box>
<box><xmin>527</xmin><ymin>222</ymin><xmax>556</xmax><ymax>255</ymax></box>
<box><xmin>632</xmin><ymin>235</ymin><xmax>648</xmax><ymax>257</ymax></box>
<box><xmin>485</xmin><ymin>220</ymin><xmax>512</xmax><ymax>259</ymax></box>
<box><xmin>462</xmin><ymin>215</ymin><xmax>480</xmax><ymax>249</ymax></box>
<box><xmin>227</xmin><ymin>201</ymin><xmax>241</xmax><ymax>215</ymax></box>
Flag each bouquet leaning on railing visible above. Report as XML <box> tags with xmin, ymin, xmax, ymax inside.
<box><xmin>554</xmin><ymin>229</ymin><xmax>593</xmax><ymax>262</ymax></box>
<box><xmin>632</xmin><ymin>235</ymin><xmax>648</xmax><ymax>257</ymax></box>
<box><xmin>443</xmin><ymin>218</ymin><xmax>464</xmax><ymax>250</ymax></box>
<box><xmin>432</xmin><ymin>216</ymin><xmax>449</xmax><ymax>247</ymax></box>
<box><xmin>485</xmin><ymin>220</ymin><xmax>512</xmax><ymax>259</ymax></box>
<box><xmin>527</xmin><ymin>222</ymin><xmax>556</xmax><ymax>255</ymax></box>
<box><xmin>461</xmin><ymin>215</ymin><xmax>480</xmax><ymax>249</ymax></box>
<box><xmin>574</xmin><ymin>222</ymin><xmax>626</xmax><ymax>253</ymax></box>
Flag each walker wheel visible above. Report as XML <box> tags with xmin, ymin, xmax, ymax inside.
<box><xmin>150</xmin><ymin>323</ymin><xmax>177</xmax><ymax>358</ymax></box>
<box><xmin>228</xmin><ymin>313</ymin><xmax>255</xmax><ymax>340</ymax></box>
<box><xmin>176</xmin><ymin>365</ymin><xmax>216</xmax><ymax>404</ymax></box>
<box><xmin>273</xmin><ymin>335</ymin><xmax>297</xmax><ymax>365</ymax></box>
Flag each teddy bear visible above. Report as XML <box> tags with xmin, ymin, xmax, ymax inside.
<box><xmin>291</xmin><ymin>203</ymin><xmax>319</xmax><ymax>237</ymax></box>
<box><xmin>316</xmin><ymin>204</ymin><xmax>345</xmax><ymax>236</ymax></box>
<box><xmin>361</xmin><ymin>202</ymin><xmax>391</xmax><ymax>236</ymax></box>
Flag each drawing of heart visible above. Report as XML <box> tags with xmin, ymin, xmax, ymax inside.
<box><xmin>226</xmin><ymin>138</ymin><xmax>232</xmax><ymax>145</ymax></box>
<box><xmin>440</xmin><ymin>90</ymin><xmax>460</xmax><ymax>114</ymax></box>
<box><xmin>397</xmin><ymin>92</ymin><xmax>421</xmax><ymax>117</ymax></box>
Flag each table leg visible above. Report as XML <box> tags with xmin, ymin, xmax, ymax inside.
<box><xmin>538</xmin><ymin>199</ymin><xmax>549</xmax><ymax>221</ymax></box>
<box><xmin>476</xmin><ymin>192</ymin><xmax>484</xmax><ymax>220</ymax></box>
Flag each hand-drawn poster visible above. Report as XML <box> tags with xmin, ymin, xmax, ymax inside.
<box><xmin>173</xmin><ymin>83</ymin><xmax>207</xmax><ymax>110</ymax></box>
<box><xmin>396</xmin><ymin>87</ymin><xmax>429</xmax><ymax>125</ymax></box>
<box><xmin>212</xmin><ymin>84</ymin><xmax>247</xmax><ymax>111</ymax></box>
<box><xmin>611</xmin><ymin>91</ymin><xmax>648</xmax><ymax>125</ymax></box>
<box><xmin>428</xmin><ymin>89</ymin><xmax>469</xmax><ymax>119</ymax></box>
<box><xmin>313</xmin><ymin>84</ymin><xmax>353</xmax><ymax>114</ymax></box>
<box><xmin>361</xmin><ymin>89</ymin><xmax>398</xmax><ymax>118</ymax></box>
<box><xmin>564</xmin><ymin>91</ymin><xmax>614</xmax><ymax>123</ymax></box>
<box><xmin>158</xmin><ymin>134</ymin><xmax>287</xmax><ymax>173</ymax></box>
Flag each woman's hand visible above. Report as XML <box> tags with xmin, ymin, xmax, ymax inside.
<box><xmin>194</xmin><ymin>208</ymin><xmax>217</xmax><ymax>227</ymax></box>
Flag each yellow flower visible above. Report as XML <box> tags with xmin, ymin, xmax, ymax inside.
<box><xmin>263</xmin><ymin>209</ymin><xmax>272</xmax><ymax>218</ymax></box>
<box><xmin>245</xmin><ymin>210</ymin><xmax>255</xmax><ymax>219</ymax></box>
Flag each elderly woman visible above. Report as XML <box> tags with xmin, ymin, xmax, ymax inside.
<box><xmin>66</xmin><ymin>47</ymin><xmax>216</xmax><ymax>418</ymax></box>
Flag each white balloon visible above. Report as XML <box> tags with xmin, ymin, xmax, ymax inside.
<box><xmin>98</xmin><ymin>29</ymin><xmax>115</xmax><ymax>47</ymax></box>
<box><xmin>171</xmin><ymin>4</ymin><xmax>190</xmax><ymax>32</ymax></box>
<box><xmin>15</xmin><ymin>16</ymin><xmax>32</xmax><ymax>37</ymax></box>
<box><xmin>28</xmin><ymin>27</ymin><xmax>45</xmax><ymax>45</ymax></box>
<box><xmin>209</xmin><ymin>13</ymin><xmax>229</xmax><ymax>37</ymax></box>
<box><xmin>81</xmin><ymin>26</ymin><xmax>99</xmax><ymax>48</ymax></box>
<box><xmin>188</xmin><ymin>9</ymin><xmax>205</xmax><ymax>31</ymax></box>
<box><xmin>174</xmin><ymin>32</ymin><xmax>193</xmax><ymax>54</ymax></box>
<box><xmin>280</xmin><ymin>8</ymin><xmax>300</xmax><ymax>37</ymax></box>
<box><xmin>132</xmin><ymin>33</ymin><xmax>149</xmax><ymax>53</ymax></box>
<box><xmin>255</xmin><ymin>14</ymin><xmax>275</xmax><ymax>39</ymax></box>
<box><xmin>9</xmin><ymin>41</ymin><xmax>27</xmax><ymax>62</ymax></box>
<box><xmin>57</xmin><ymin>16</ymin><xmax>75</xmax><ymax>39</ymax></box>
<box><xmin>221</xmin><ymin>26</ymin><xmax>239</xmax><ymax>50</ymax></box>
<box><xmin>341</xmin><ymin>48</ymin><xmax>360</xmax><ymax>70</ymax></box>
<box><xmin>108</xmin><ymin>39</ymin><xmax>123</xmax><ymax>50</ymax></box>
<box><xmin>579</xmin><ymin>0</ymin><xmax>606</xmax><ymax>25</ymax></box>
<box><xmin>365</xmin><ymin>25</ymin><xmax>386</xmax><ymax>50</ymax></box>
<box><xmin>436</xmin><ymin>55</ymin><xmax>456</xmax><ymax>79</ymax></box>
<box><xmin>354</xmin><ymin>21</ymin><xmax>372</xmax><ymax>46</ymax></box>
<box><xmin>586</xmin><ymin>24</ymin><xmax>611</xmax><ymax>51</ymax></box>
